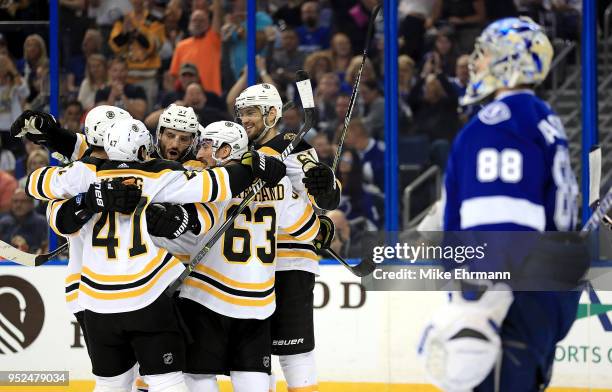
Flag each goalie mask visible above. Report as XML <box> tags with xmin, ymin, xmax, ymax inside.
<box><xmin>198</xmin><ymin>121</ymin><xmax>248</xmax><ymax>166</ymax></box>
<box><xmin>462</xmin><ymin>17</ymin><xmax>553</xmax><ymax>105</ymax></box>
<box><xmin>234</xmin><ymin>83</ymin><xmax>283</xmax><ymax>144</ymax></box>
<box><xmin>105</xmin><ymin>119</ymin><xmax>153</xmax><ymax>162</ymax></box>
<box><xmin>155</xmin><ymin>104</ymin><xmax>200</xmax><ymax>160</ymax></box>
<box><xmin>84</xmin><ymin>105</ymin><xmax>132</xmax><ymax>147</ymax></box>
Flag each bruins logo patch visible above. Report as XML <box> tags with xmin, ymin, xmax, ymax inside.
<box><xmin>284</xmin><ymin>133</ymin><xmax>296</xmax><ymax>141</ymax></box>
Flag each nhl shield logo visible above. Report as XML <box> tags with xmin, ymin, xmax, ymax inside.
<box><xmin>262</xmin><ymin>355</ymin><xmax>270</xmax><ymax>368</ymax></box>
<box><xmin>163</xmin><ymin>353</ymin><xmax>174</xmax><ymax>365</ymax></box>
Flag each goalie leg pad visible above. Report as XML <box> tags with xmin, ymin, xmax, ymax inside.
<box><xmin>279</xmin><ymin>351</ymin><xmax>318</xmax><ymax>391</ymax></box>
<box><xmin>184</xmin><ymin>373</ymin><xmax>219</xmax><ymax>392</ymax></box>
<box><xmin>230</xmin><ymin>371</ymin><xmax>270</xmax><ymax>392</ymax></box>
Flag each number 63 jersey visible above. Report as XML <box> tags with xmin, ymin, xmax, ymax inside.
<box><xmin>177</xmin><ymin>176</ymin><xmax>320</xmax><ymax>320</ymax></box>
<box><xmin>444</xmin><ymin>90</ymin><xmax>579</xmax><ymax>232</ymax></box>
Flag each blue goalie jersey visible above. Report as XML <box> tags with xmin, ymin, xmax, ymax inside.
<box><xmin>444</xmin><ymin>90</ymin><xmax>578</xmax><ymax>232</ymax></box>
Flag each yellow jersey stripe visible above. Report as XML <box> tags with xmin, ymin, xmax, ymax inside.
<box><xmin>76</xmin><ymin>134</ymin><xmax>88</xmax><ymax>160</ymax></box>
<box><xmin>28</xmin><ymin>167</ymin><xmax>44</xmax><ymax>199</ymax></box>
<box><xmin>65</xmin><ymin>292</ymin><xmax>78</xmax><ymax>303</ymax></box>
<box><xmin>257</xmin><ymin>146</ymin><xmax>280</xmax><ymax>156</ymax></box>
<box><xmin>79</xmin><ymin>257</ymin><xmax>181</xmax><ymax>300</ymax></box>
<box><xmin>285</xmin><ymin>207</ymin><xmax>314</xmax><ymax>234</ymax></box>
<box><xmin>42</xmin><ymin>167</ymin><xmax>59</xmax><ymax>200</ymax></box>
<box><xmin>195</xmin><ymin>203</ymin><xmax>212</xmax><ymax>232</ymax></box>
<box><xmin>277</xmin><ymin>250</ymin><xmax>319</xmax><ymax>261</ymax></box>
<box><xmin>201</xmin><ymin>170</ymin><xmax>212</xmax><ymax>202</ymax></box>
<box><xmin>294</xmin><ymin>218</ymin><xmax>320</xmax><ymax>242</ymax></box>
<box><xmin>97</xmin><ymin>169</ymin><xmax>172</xmax><ymax>179</ymax></box>
<box><xmin>184</xmin><ymin>279</ymin><xmax>275</xmax><ymax>307</ymax></box>
<box><xmin>65</xmin><ymin>273</ymin><xmax>81</xmax><ymax>285</ymax></box>
<box><xmin>213</xmin><ymin>167</ymin><xmax>228</xmax><ymax>201</ymax></box>
<box><xmin>47</xmin><ymin>200</ymin><xmax>67</xmax><ymax>236</ymax></box>
<box><xmin>175</xmin><ymin>254</ymin><xmax>190</xmax><ymax>262</ymax></box>
<box><xmin>194</xmin><ymin>264</ymin><xmax>275</xmax><ymax>290</ymax></box>
<box><xmin>81</xmin><ymin>249</ymin><xmax>166</xmax><ymax>283</ymax></box>
<box><xmin>287</xmin><ymin>386</ymin><xmax>319</xmax><ymax>392</ymax></box>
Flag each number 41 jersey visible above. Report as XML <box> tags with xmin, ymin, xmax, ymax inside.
<box><xmin>444</xmin><ymin>90</ymin><xmax>579</xmax><ymax>232</ymax></box>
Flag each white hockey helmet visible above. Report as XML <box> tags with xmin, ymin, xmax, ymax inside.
<box><xmin>155</xmin><ymin>104</ymin><xmax>200</xmax><ymax>159</ymax></box>
<box><xmin>234</xmin><ymin>83</ymin><xmax>283</xmax><ymax>143</ymax></box>
<box><xmin>462</xmin><ymin>17</ymin><xmax>553</xmax><ymax>105</ymax></box>
<box><xmin>84</xmin><ymin>105</ymin><xmax>132</xmax><ymax>147</ymax></box>
<box><xmin>105</xmin><ymin>119</ymin><xmax>153</xmax><ymax>162</ymax></box>
<box><xmin>199</xmin><ymin>121</ymin><xmax>249</xmax><ymax>165</ymax></box>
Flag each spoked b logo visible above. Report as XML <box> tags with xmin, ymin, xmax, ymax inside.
<box><xmin>0</xmin><ymin>275</ymin><xmax>45</xmax><ymax>354</ymax></box>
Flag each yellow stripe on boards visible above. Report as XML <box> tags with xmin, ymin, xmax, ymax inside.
<box><xmin>1</xmin><ymin>381</ymin><xmax>609</xmax><ymax>392</ymax></box>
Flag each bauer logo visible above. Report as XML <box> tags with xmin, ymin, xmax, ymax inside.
<box><xmin>0</xmin><ymin>275</ymin><xmax>45</xmax><ymax>354</ymax></box>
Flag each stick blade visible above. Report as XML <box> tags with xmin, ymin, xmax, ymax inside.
<box><xmin>351</xmin><ymin>259</ymin><xmax>377</xmax><ymax>277</ymax></box>
<box><xmin>0</xmin><ymin>240</ymin><xmax>36</xmax><ymax>266</ymax></box>
<box><xmin>589</xmin><ymin>145</ymin><xmax>601</xmax><ymax>207</ymax></box>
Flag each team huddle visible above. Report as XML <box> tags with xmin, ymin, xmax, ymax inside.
<box><xmin>11</xmin><ymin>81</ymin><xmax>335</xmax><ymax>392</ymax></box>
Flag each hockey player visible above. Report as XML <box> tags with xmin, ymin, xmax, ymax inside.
<box><xmin>26</xmin><ymin>118</ymin><xmax>286</xmax><ymax>392</ymax></box>
<box><xmin>418</xmin><ymin>17</ymin><xmax>581</xmax><ymax>392</ymax></box>
<box><xmin>234</xmin><ymin>83</ymin><xmax>340</xmax><ymax>391</ymax></box>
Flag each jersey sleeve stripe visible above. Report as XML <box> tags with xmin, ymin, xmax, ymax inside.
<box><xmin>200</xmin><ymin>170</ymin><xmax>212</xmax><ymax>202</ymax></box>
<box><xmin>277</xmin><ymin>242</ymin><xmax>317</xmax><ymax>252</ymax></box>
<box><xmin>97</xmin><ymin>169</ymin><xmax>172</xmax><ymax>179</ymax></box>
<box><xmin>79</xmin><ymin>256</ymin><xmax>182</xmax><ymax>300</ymax></box>
<box><xmin>460</xmin><ymin>196</ymin><xmax>546</xmax><ymax>231</ymax></box>
<box><xmin>184</xmin><ymin>278</ymin><xmax>276</xmax><ymax>307</ymax></box>
<box><xmin>65</xmin><ymin>273</ymin><xmax>81</xmax><ymax>285</ymax></box>
<box><xmin>81</xmin><ymin>248</ymin><xmax>167</xmax><ymax>283</ymax></box>
<box><xmin>194</xmin><ymin>264</ymin><xmax>275</xmax><ymax>290</ymax></box>
<box><xmin>290</xmin><ymin>212</ymin><xmax>318</xmax><ymax>237</ymax></box>
<box><xmin>75</xmin><ymin>134</ymin><xmax>88</xmax><ymax>160</ymax></box>
<box><xmin>208</xmin><ymin>169</ymin><xmax>219</xmax><ymax>201</ymax></box>
<box><xmin>47</xmin><ymin>199</ymin><xmax>68</xmax><ymax>236</ymax></box>
<box><xmin>213</xmin><ymin>167</ymin><xmax>228</xmax><ymax>201</ymax></box>
<box><xmin>277</xmin><ymin>250</ymin><xmax>319</xmax><ymax>261</ymax></box>
<box><xmin>36</xmin><ymin>166</ymin><xmax>52</xmax><ymax>200</ymax></box>
<box><xmin>284</xmin><ymin>207</ymin><xmax>314</xmax><ymax>234</ymax></box>
<box><xmin>42</xmin><ymin>167</ymin><xmax>59</xmax><ymax>200</ymax></box>
<box><xmin>293</xmin><ymin>218</ymin><xmax>320</xmax><ymax>241</ymax></box>
<box><xmin>27</xmin><ymin>167</ymin><xmax>44</xmax><ymax>199</ymax></box>
<box><xmin>195</xmin><ymin>203</ymin><xmax>213</xmax><ymax>233</ymax></box>
<box><xmin>258</xmin><ymin>146</ymin><xmax>280</xmax><ymax>156</ymax></box>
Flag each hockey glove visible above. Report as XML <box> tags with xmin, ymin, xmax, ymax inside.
<box><xmin>241</xmin><ymin>151</ymin><xmax>286</xmax><ymax>188</ymax></box>
<box><xmin>146</xmin><ymin>203</ymin><xmax>200</xmax><ymax>239</ymax></box>
<box><xmin>10</xmin><ymin>110</ymin><xmax>61</xmax><ymax>144</ymax></box>
<box><xmin>314</xmin><ymin>215</ymin><xmax>335</xmax><ymax>252</ymax></box>
<box><xmin>302</xmin><ymin>161</ymin><xmax>336</xmax><ymax>197</ymax></box>
<box><xmin>80</xmin><ymin>177</ymin><xmax>142</xmax><ymax>214</ymax></box>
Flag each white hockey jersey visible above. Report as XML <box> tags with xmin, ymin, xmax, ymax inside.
<box><xmin>27</xmin><ymin>159</ymin><xmax>237</xmax><ymax>313</ymax></box>
<box><xmin>178</xmin><ymin>177</ymin><xmax>319</xmax><ymax>320</ymax></box>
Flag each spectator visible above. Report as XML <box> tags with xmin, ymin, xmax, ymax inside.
<box><xmin>280</xmin><ymin>105</ymin><xmax>302</xmax><ymax>134</ymax></box>
<box><xmin>158</xmin><ymin>63</ymin><xmax>225</xmax><ymax>111</ymax></box>
<box><xmin>423</xmin><ymin>28</ymin><xmax>458</xmax><ymax>77</ymax></box>
<box><xmin>0</xmin><ymin>170</ymin><xmax>17</xmax><ymax>213</ymax></box>
<box><xmin>358</xmin><ymin>80</ymin><xmax>385</xmax><ymax>140</ymax></box>
<box><xmin>17</xmin><ymin>34</ymin><xmax>47</xmax><ymax>103</ymax></box>
<box><xmin>221</xmin><ymin>7</ymin><xmax>274</xmax><ymax>83</ymax></box>
<box><xmin>337</xmin><ymin>148</ymin><xmax>384</xmax><ymax>230</ymax></box>
<box><xmin>0</xmin><ymin>188</ymin><xmax>48</xmax><ymax>253</ymax></box>
<box><xmin>225</xmin><ymin>56</ymin><xmax>276</xmax><ymax>114</ymax></box>
<box><xmin>65</xmin><ymin>29</ymin><xmax>104</xmax><ymax>90</ymax></box>
<box><xmin>181</xmin><ymin>83</ymin><xmax>230</xmax><ymax>127</ymax></box>
<box><xmin>25</xmin><ymin>59</ymin><xmax>49</xmax><ymax>113</ymax></box>
<box><xmin>95</xmin><ymin>57</ymin><xmax>147</xmax><ymax>120</ymax></box>
<box><xmin>18</xmin><ymin>149</ymin><xmax>49</xmax><ymax>189</ymax></box>
<box><xmin>398</xmin><ymin>55</ymin><xmax>416</xmax><ymax>125</ymax></box>
<box><xmin>303</xmin><ymin>51</ymin><xmax>334</xmax><ymax>86</ymax></box>
<box><xmin>311</xmin><ymin>132</ymin><xmax>334</xmax><ymax>167</ymax></box>
<box><xmin>159</xmin><ymin>0</ymin><xmax>186</xmax><ymax>69</ymax></box>
<box><xmin>344</xmin><ymin>118</ymin><xmax>385</xmax><ymax>192</ymax></box>
<box><xmin>272</xmin><ymin>0</ymin><xmax>303</xmax><ymax>28</ymax></box>
<box><xmin>325</xmin><ymin>209</ymin><xmax>353</xmax><ymax>258</ymax></box>
<box><xmin>326</xmin><ymin>32</ymin><xmax>353</xmax><ymax>80</ymax></box>
<box><xmin>344</xmin><ymin>55</ymin><xmax>377</xmax><ymax>88</ymax></box>
<box><xmin>109</xmin><ymin>0</ymin><xmax>166</xmax><ymax>110</ymax></box>
<box><xmin>315</xmin><ymin>72</ymin><xmax>341</xmax><ymax>131</ymax></box>
<box><xmin>14</xmin><ymin>139</ymin><xmax>44</xmax><ymax>181</ymax></box>
<box><xmin>450</xmin><ymin>54</ymin><xmax>478</xmax><ymax>123</ymax></box>
<box><xmin>0</xmin><ymin>55</ymin><xmax>29</xmax><ymax>149</ymax></box>
<box><xmin>61</xmin><ymin>100</ymin><xmax>84</xmax><ymax>133</ymax></box>
<box><xmin>332</xmin><ymin>0</ymin><xmax>381</xmax><ymax>56</ymax></box>
<box><xmin>296</xmin><ymin>1</ymin><xmax>331</xmax><ymax>54</ymax></box>
<box><xmin>398</xmin><ymin>0</ymin><xmax>437</xmax><ymax>62</ymax></box>
<box><xmin>78</xmin><ymin>54</ymin><xmax>108</xmax><ymax>110</ymax></box>
<box><xmin>0</xmin><ymin>139</ymin><xmax>15</xmax><ymax>176</ymax></box>
<box><xmin>325</xmin><ymin>93</ymin><xmax>350</xmax><ymax>142</ymax></box>
<box><xmin>170</xmin><ymin>0</ymin><xmax>223</xmax><ymax>97</ymax></box>
<box><xmin>548</xmin><ymin>0</ymin><xmax>581</xmax><ymax>41</ymax></box>
<box><xmin>267</xmin><ymin>28</ymin><xmax>307</xmax><ymax>93</ymax></box>
<box><xmin>431</xmin><ymin>0</ymin><xmax>486</xmax><ymax>54</ymax></box>
<box><xmin>87</xmin><ymin>0</ymin><xmax>133</xmax><ymax>55</ymax></box>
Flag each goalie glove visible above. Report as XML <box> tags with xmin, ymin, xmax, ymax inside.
<box><xmin>78</xmin><ymin>177</ymin><xmax>142</xmax><ymax>214</ymax></box>
<box><xmin>146</xmin><ymin>203</ymin><xmax>201</xmax><ymax>239</ymax></box>
<box><xmin>241</xmin><ymin>150</ymin><xmax>286</xmax><ymax>188</ymax></box>
<box><xmin>10</xmin><ymin>110</ymin><xmax>61</xmax><ymax>144</ymax></box>
<box><xmin>302</xmin><ymin>160</ymin><xmax>336</xmax><ymax>197</ymax></box>
<box><xmin>314</xmin><ymin>215</ymin><xmax>334</xmax><ymax>252</ymax></box>
<box><xmin>417</xmin><ymin>283</ymin><xmax>513</xmax><ymax>392</ymax></box>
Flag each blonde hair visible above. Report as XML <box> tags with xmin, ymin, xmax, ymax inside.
<box><xmin>24</xmin><ymin>34</ymin><xmax>48</xmax><ymax>67</ymax></box>
<box><xmin>26</xmin><ymin>150</ymin><xmax>49</xmax><ymax>174</ymax></box>
<box><xmin>85</xmin><ymin>54</ymin><xmax>108</xmax><ymax>85</ymax></box>
<box><xmin>0</xmin><ymin>54</ymin><xmax>21</xmax><ymax>86</ymax></box>
<box><xmin>345</xmin><ymin>55</ymin><xmax>375</xmax><ymax>85</ymax></box>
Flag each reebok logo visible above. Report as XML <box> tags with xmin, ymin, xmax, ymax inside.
<box><xmin>272</xmin><ymin>338</ymin><xmax>304</xmax><ymax>346</ymax></box>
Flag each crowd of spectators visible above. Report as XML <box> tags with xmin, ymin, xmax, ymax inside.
<box><xmin>0</xmin><ymin>0</ymin><xmax>584</xmax><ymax>258</ymax></box>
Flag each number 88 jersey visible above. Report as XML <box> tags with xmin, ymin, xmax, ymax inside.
<box><xmin>179</xmin><ymin>176</ymin><xmax>320</xmax><ymax>320</ymax></box>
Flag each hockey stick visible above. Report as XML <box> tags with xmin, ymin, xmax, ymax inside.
<box><xmin>0</xmin><ymin>240</ymin><xmax>68</xmax><ymax>267</ymax></box>
<box><xmin>165</xmin><ymin>71</ymin><xmax>316</xmax><ymax>295</ymax></box>
<box><xmin>322</xmin><ymin>248</ymin><xmax>376</xmax><ymax>277</ymax></box>
<box><xmin>588</xmin><ymin>144</ymin><xmax>601</xmax><ymax>209</ymax></box>
<box><xmin>331</xmin><ymin>3</ymin><xmax>381</xmax><ymax>173</ymax></box>
<box><xmin>581</xmin><ymin>187</ymin><xmax>612</xmax><ymax>233</ymax></box>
